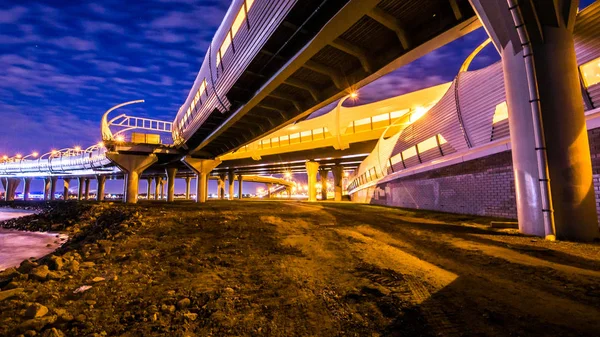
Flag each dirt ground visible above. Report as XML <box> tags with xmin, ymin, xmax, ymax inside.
<box><xmin>1</xmin><ymin>200</ymin><xmax>599</xmax><ymax>336</ymax></box>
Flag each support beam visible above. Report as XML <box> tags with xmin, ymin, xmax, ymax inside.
<box><xmin>306</xmin><ymin>161</ymin><xmax>319</xmax><ymax>202</ymax></box>
<box><xmin>50</xmin><ymin>177</ymin><xmax>58</xmax><ymax>201</ymax></box>
<box><xmin>43</xmin><ymin>177</ymin><xmax>51</xmax><ymax>201</ymax></box>
<box><xmin>228</xmin><ymin>170</ymin><xmax>235</xmax><ymax>200</ymax></box>
<box><xmin>182</xmin><ymin>157</ymin><xmax>221</xmax><ymax>203</ymax></box>
<box><xmin>449</xmin><ymin>0</ymin><xmax>462</xmax><ymax>20</ymax></box>
<box><xmin>22</xmin><ymin>178</ymin><xmax>32</xmax><ymax>201</ymax></box>
<box><xmin>154</xmin><ymin>176</ymin><xmax>163</xmax><ymax>200</ymax></box>
<box><xmin>367</xmin><ymin>7</ymin><xmax>410</xmax><ymax>49</ymax></box>
<box><xmin>330</xmin><ymin>38</ymin><xmax>372</xmax><ymax>73</ymax></box>
<box><xmin>97</xmin><ymin>175</ymin><xmax>106</xmax><ymax>201</ymax></box>
<box><xmin>166</xmin><ymin>167</ymin><xmax>178</xmax><ymax>202</ymax></box>
<box><xmin>319</xmin><ymin>168</ymin><xmax>328</xmax><ymax>201</ymax></box>
<box><xmin>471</xmin><ymin>0</ymin><xmax>598</xmax><ymax>241</ymax></box>
<box><xmin>238</xmin><ymin>174</ymin><xmax>243</xmax><ymax>200</ymax></box>
<box><xmin>185</xmin><ymin>176</ymin><xmax>192</xmax><ymax>200</ymax></box>
<box><xmin>266</xmin><ymin>183</ymin><xmax>272</xmax><ymax>198</ymax></box>
<box><xmin>303</xmin><ymin>60</ymin><xmax>346</xmax><ymax>89</ymax></box>
<box><xmin>63</xmin><ymin>178</ymin><xmax>71</xmax><ymax>200</ymax></box>
<box><xmin>283</xmin><ymin>78</ymin><xmax>321</xmax><ymax>102</ymax></box>
<box><xmin>106</xmin><ymin>153</ymin><xmax>158</xmax><ymax>204</ymax></box>
<box><xmin>332</xmin><ymin>165</ymin><xmax>343</xmax><ymax>202</ymax></box>
<box><xmin>78</xmin><ymin>177</ymin><xmax>85</xmax><ymax>200</ymax></box>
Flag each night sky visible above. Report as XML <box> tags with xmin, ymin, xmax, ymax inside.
<box><xmin>0</xmin><ymin>0</ymin><xmax>595</xmax><ymax>194</ymax></box>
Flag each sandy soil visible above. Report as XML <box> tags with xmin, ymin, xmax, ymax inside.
<box><xmin>0</xmin><ymin>201</ymin><xmax>599</xmax><ymax>336</ymax></box>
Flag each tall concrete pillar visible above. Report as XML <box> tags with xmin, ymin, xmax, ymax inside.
<box><xmin>471</xmin><ymin>0</ymin><xmax>598</xmax><ymax>241</ymax></box>
<box><xmin>43</xmin><ymin>177</ymin><xmax>51</xmax><ymax>200</ymax></box>
<box><xmin>218</xmin><ymin>173</ymin><xmax>226</xmax><ymax>200</ymax></box>
<box><xmin>166</xmin><ymin>167</ymin><xmax>178</xmax><ymax>202</ymax></box>
<box><xmin>146</xmin><ymin>177</ymin><xmax>153</xmax><ymax>200</ymax></box>
<box><xmin>106</xmin><ymin>153</ymin><xmax>158</xmax><ymax>204</ymax></box>
<box><xmin>50</xmin><ymin>177</ymin><xmax>58</xmax><ymax>201</ymax></box>
<box><xmin>78</xmin><ymin>177</ymin><xmax>85</xmax><ymax>200</ymax></box>
<box><xmin>1</xmin><ymin>178</ymin><xmax>7</xmax><ymax>200</ymax></box>
<box><xmin>23</xmin><ymin>178</ymin><xmax>32</xmax><ymax>201</ymax></box>
<box><xmin>154</xmin><ymin>176</ymin><xmax>162</xmax><ymax>200</ymax></box>
<box><xmin>63</xmin><ymin>178</ymin><xmax>71</xmax><ymax>200</ymax></box>
<box><xmin>5</xmin><ymin>178</ymin><xmax>20</xmax><ymax>201</ymax></box>
<box><xmin>306</xmin><ymin>161</ymin><xmax>319</xmax><ymax>202</ymax></box>
<box><xmin>185</xmin><ymin>176</ymin><xmax>192</xmax><ymax>200</ymax></box>
<box><xmin>319</xmin><ymin>168</ymin><xmax>328</xmax><ymax>201</ymax></box>
<box><xmin>182</xmin><ymin>157</ymin><xmax>221</xmax><ymax>203</ymax></box>
<box><xmin>286</xmin><ymin>187</ymin><xmax>292</xmax><ymax>199</ymax></box>
<box><xmin>266</xmin><ymin>183</ymin><xmax>272</xmax><ymax>198</ymax></box>
<box><xmin>332</xmin><ymin>165</ymin><xmax>343</xmax><ymax>202</ymax></box>
<box><xmin>237</xmin><ymin>175</ymin><xmax>243</xmax><ymax>199</ymax></box>
<box><xmin>84</xmin><ymin>178</ymin><xmax>90</xmax><ymax>200</ymax></box>
<box><xmin>228</xmin><ymin>170</ymin><xmax>235</xmax><ymax>200</ymax></box>
<box><xmin>159</xmin><ymin>180</ymin><xmax>165</xmax><ymax>200</ymax></box>
<box><xmin>96</xmin><ymin>175</ymin><xmax>106</xmax><ymax>201</ymax></box>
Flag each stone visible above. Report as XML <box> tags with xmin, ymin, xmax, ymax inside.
<box><xmin>53</xmin><ymin>308</ymin><xmax>73</xmax><ymax>322</ymax></box>
<box><xmin>223</xmin><ymin>287</ymin><xmax>235</xmax><ymax>295</ymax></box>
<box><xmin>80</xmin><ymin>262</ymin><xmax>95</xmax><ymax>269</ymax></box>
<box><xmin>29</xmin><ymin>266</ymin><xmax>49</xmax><ymax>281</ymax></box>
<box><xmin>18</xmin><ymin>260</ymin><xmax>38</xmax><ymax>274</ymax></box>
<box><xmin>68</xmin><ymin>260</ymin><xmax>80</xmax><ymax>273</ymax></box>
<box><xmin>0</xmin><ymin>287</ymin><xmax>24</xmax><ymax>301</ymax></box>
<box><xmin>41</xmin><ymin>328</ymin><xmax>65</xmax><ymax>337</ymax></box>
<box><xmin>46</xmin><ymin>272</ymin><xmax>63</xmax><ymax>281</ymax></box>
<box><xmin>25</xmin><ymin>303</ymin><xmax>49</xmax><ymax>319</ymax></box>
<box><xmin>24</xmin><ymin>330</ymin><xmax>37</xmax><ymax>337</ymax></box>
<box><xmin>0</xmin><ymin>267</ymin><xmax>19</xmax><ymax>281</ymax></box>
<box><xmin>18</xmin><ymin>315</ymin><xmax>57</xmax><ymax>332</ymax></box>
<box><xmin>176</xmin><ymin>298</ymin><xmax>191</xmax><ymax>310</ymax></box>
<box><xmin>49</xmin><ymin>256</ymin><xmax>64</xmax><ymax>271</ymax></box>
<box><xmin>160</xmin><ymin>304</ymin><xmax>175</xmax><ymax>314</ymax></box>
<box><xmin>91</xmin><ymin>277</ymin><xmax>105</xmax><ymax>283</ymax></box>
<box><xmin>183</xmin><ymin>312</ymin><xmax>198</xmax><ymax>321</ymax></box>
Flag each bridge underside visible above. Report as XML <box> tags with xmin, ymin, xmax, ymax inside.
<box><xmin>190</xmin><ymin>0</ymin><xmax>478</xmax><ymax>157</ymax></box>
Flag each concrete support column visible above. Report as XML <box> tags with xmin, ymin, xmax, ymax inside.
<box><xmin>78</xmin><ymin>177</ymin><xmax>85</xmax><ymax>200</ymax></box>
<box><xmin>237</xmin><ymin>175</ymin><xmax>243</xmax><ymax>200</ymax></box>
<box><xmin>154</xmin><ymin>176</ymin><xmax>162</xmax><ymax>200</ymax></box>
<box><xmin>43</xmin><ymin>177</ymin><xmax>51</xmax><ymax>200</ymax></box>
<box><xmin>182</xmin><ymin>157</ymin><xmax>221</xmax><ymax>203</ymax></box>
<box><xmin>23</xmin><ymin>178</ymin><xmax>32</xmax><ymax>201</ymax></box>
<box><xmin>50</xmin><ymin>177</ymin><xmax>58</xmax><ymax>201</ymax></box>
<box><xmin>286</xmin><ymin>187</ymin><xmax>292</xmax><ymax>199</ymax></box>
<box><xmin>218</xmin><ymin>173</ymin><xmax>226</xmax><ymax>200</ymax></box>
<box><xmin>228</xmin><ymin>170</ymin><xmax>235</xmax><ymax>200</ymax></box>
<box><xmin>166</xmin><ymin>167</ymin><xmax>178</xmax><ymax>202</ymax></box>
<box><xmin>266</xmin><ymin>183</ymin><xmax>272</xmax><ymax>198</ymax></box>
<box><xmin>159</xmin><ymin>180</ymin><xmax>165</xmax><ymax>200</ymax></box>
<box><xmin>146</xmin><ymin>177</ymin><xmax>152</xmax><ymax>200</ymax></box>
<box><xmin>185</xmin><ymin>176</ymin><xmax>192</xmax><ymax>200</ymax></box>
<box><xmin>319</xmin><ymin>168</ymin><xmax>328</xmax><ymax>201</ymax></box>
<box><xmin>332</xmin><ymin>165</ymin><xmax>343</xmax><ymax>202</ymax></box>
<box><xmin>63</xmin><ymin>178</ymin><xmax>71</xmax><ymax>200</ymax></box>
<box><xmin>106</xmin><ymin>153</ymin><xmax>158</xmax><ymax>204</ymax></box>
<box><xmin>84</xmin><ymin>178</ymin><xmax>90</xmax><ymax>200</ymax></box>
<box><xmin>306</xmin><ymin>161</ymin><xmax>319</xmax><ymax>202</ymax></box>
<box><xmin>5</xmin><ymin>178</ymin><xmax>20</xmax><ymax>201</ymax></box>
<box><xmin>471</xmin><ymin>0</ymin><xmax>598</xmax><ymax>241</ymax></box>
<box><xmin>1</xmin><ymin>178</ymin><xmax>7</xmax><ymax>200</ymax></box>
<box><xmin>96</xmin><ymin>175</ymin><xmax>106</xmax><ymax>201</ymax></box>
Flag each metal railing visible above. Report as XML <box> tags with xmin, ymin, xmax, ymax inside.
<box><xmin>101</xmin><ymin>100</ymin><xmax>173</xmax><ymax>145</ymax></box>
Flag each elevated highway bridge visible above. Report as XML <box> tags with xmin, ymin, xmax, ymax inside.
<box><xmin>2</xmin><ymin>0</ymin><xmax>600</xmax><ymax>241</ymax></box>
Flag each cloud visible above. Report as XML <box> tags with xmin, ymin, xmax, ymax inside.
<box><xmin>48</xmin><ymin>36</ymin><xmax>97</xmax><ymax>51</ymax></box>
<box><xmin>0</xmin><ymin>6</ymin><xmax>27</xmax><ymax>24</ymax></box>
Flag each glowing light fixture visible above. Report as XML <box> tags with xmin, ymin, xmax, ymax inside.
<box><xmin>31</xmin><ymin>152</ymin><xmax>39</xmax><ymax>158</ymax></box>
<box><xmin>2</xmin><ymin>155</ymin><xmax>7</xmax><ymax>160</ymax></box>
<box><xmin>350</xmin><ymin>92</ymin><xmax>358</xmax><ymax>99</ymax></box>
<box><xmin>115</xmin><ymin>135</ymin><xmax>125</xmax><ymax>143</ymax></box>
<box><xmin>74</xmin><ymin>146</ymin><xmax>81</xmax><ymax>152</ymax></box>
<box><xmin>97</xmin><ymin>142</ymin><xmax>105</xmax><ymax>148</ymax></box>
<box><xmin>15</xmin><ymin>154</ymin><xmax>22</xmax><ymax>159</ymax></box>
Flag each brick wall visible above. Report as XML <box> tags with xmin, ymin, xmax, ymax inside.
<box><xmin>354</xmin><ymin>127</ymin><xmax>600</xmax><ymax>221</ymax></box>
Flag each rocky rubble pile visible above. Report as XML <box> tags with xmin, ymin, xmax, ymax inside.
<box><xmin>0</xmin><ymin>202</ymin><xmax>141</xmax><ymax>336</ymax></box>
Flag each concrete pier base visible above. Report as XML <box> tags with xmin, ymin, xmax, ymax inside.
<box><xmin>78</xmin><ymin>177</ymin><xmax>85</xmax><ymax>200</ymax></box>
<box><xmin>185</xmin><ymin>176</ymin><xmax>192</xmax><ymax>200</ymax></box>
<box><xmin>50</xmin><ymin>177</ymin><xmax>57</xmax><ymax>201</ymax></box>
<box><xmin>154</xmin><ymin>176</ymin><xmax>162</xmax><ymax>201</ymax></box>
<box><xmin>106</xmin><ymin>153</ymin><xmax>158</xmax><ymax>204</ymax></box>
<box><xmin>22</xmin><ymin>178</ymin><xmax>32</xmax><ymax>201</ymax></box>
<box><xmin>319</xmin><ymin>168</ymin><xmax>328</xmax><ymax>200</ymax></box>
<box><xmin>228</xmin><ymin>170</ymin><xmax>235</xmax><ymax>200</ymax></box>
<box><xmin>96</xmin><ymin>175</ymin><xmax>106</xmax><ymax>201</ymax></box>
<box><xmin>63</xmin><ymin>178</ymin><xmax>71</xmax><ymax>200</ymax></box>
<box><xmin>306</xmin><ymin>161</ymin><xmax>319</xmax><ymax>202</ymax></box>
<box><xmin>332</xmin><ymin>165</ymin><xmax>343</xmax><ymax>202</ymax></box>
<box><xmin>182</xmin><ymin>157</ymin><xmax>221</xmax><ymax>203</ymax></box>
<box><xmin>166</xmin><ymin>168</ymin><xmax>178</xmax><ymax>202</ymax></box>
<box><xmin>43</xmin><ymin>178</ymin><xmax>51</xmax><ymax>200</ymax></box>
